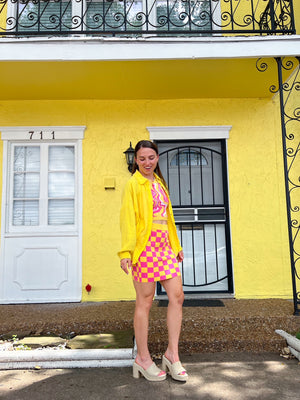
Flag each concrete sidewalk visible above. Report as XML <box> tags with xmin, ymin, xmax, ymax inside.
<box><xmin>0</xmin><ymin>353</ymin><xmax>299</xmax><ymax>400</ymax></box>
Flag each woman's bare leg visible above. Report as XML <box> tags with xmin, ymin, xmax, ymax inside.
<box><xmin>133</xmin><ymin>280</ymin><xmax>156</xmax><ymax>370</ymax></box>
<box><xmin>160</xmin><ymin>276</ymin><xmax>184</xmax><ymax>363</ymax></box>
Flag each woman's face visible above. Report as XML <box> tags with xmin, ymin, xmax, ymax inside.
<box><xmin>135</xmin><ymin>147</ymin><xmax>159</xmax><ymax>179</ymax></box>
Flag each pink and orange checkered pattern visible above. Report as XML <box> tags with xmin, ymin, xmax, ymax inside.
<box><xmin>132</xmin><ymin>224</ymin><xmax>181</xmax><ymax>283</ymax></box>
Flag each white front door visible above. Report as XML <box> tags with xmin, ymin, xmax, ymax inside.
<box><xmin>0</xmin><ymin>127</ymin><xmax>84</xmax><ymax>303</ymax></box>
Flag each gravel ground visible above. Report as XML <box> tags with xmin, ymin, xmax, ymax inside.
<box><xmin>0</xmin><ymin>299</ymin><xmax>299</xmax><ymax>354</ymax></box>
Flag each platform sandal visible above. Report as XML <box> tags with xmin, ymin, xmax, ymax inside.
<box><xmin>162</xmin><ymin>355</ymin><xmax>188</xmax><ymax>382</ymax></box>
<box><xmin>133</xmin><ymin>362</ymin><xmax>167</xmax><ymax>382</ymax></box>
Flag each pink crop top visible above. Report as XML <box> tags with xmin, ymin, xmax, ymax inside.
<box><xmin>151</xmin><ymin>180</ymin><xmax>169</xmax><ymax>221</ymax></box>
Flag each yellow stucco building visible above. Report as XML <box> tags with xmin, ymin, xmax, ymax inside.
<box><xmin>0</xmin><ymin>0</ymin><xmax>299</xmax><ymax>312</ymax></box>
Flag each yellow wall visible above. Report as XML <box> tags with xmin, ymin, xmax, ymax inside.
<box><xmin>228</xmin><ymin>96</ymin><xmax>291</xmax><ymax>299</ymax></box>
<box><xmin>0</xmin><ymin>97</ymin><xmax>292</xmax><ymax>301</ymax></box>
<box><xmin>294</xmin><ymin>1</ymin><xmax>300</xmax><ymax>33</ymax></box>
<box><xmin>0</xmin><ymin>1</ymin><xmax>6</xmax><ymax>33</ymax></box>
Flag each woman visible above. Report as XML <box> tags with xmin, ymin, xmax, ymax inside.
<box><xmin>118</xmin><ymin>140</ymin><xmax>188</xmax><ymax>382</ymax></box>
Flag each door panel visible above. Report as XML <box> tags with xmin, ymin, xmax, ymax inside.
<box><xmin>3</xmin><ymin>236</ymin><xmax>80</xmax><ymax>302</ymax></box>
<box><xmin>177</xmin><ymin>223</ymin><xmax>228</xmax><ymax>291</ymax></box>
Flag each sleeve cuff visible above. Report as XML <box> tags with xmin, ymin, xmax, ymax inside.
<box><xmin>118</xmin><ymin>251</ymin><xmax>131</xmax><ymax>260</ymax></box>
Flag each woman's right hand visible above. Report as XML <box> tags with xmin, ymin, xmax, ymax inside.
<box><xmin>120</xmin><ymin>258</ymin><xmax>132</xmax><ymax>275</ymax></box>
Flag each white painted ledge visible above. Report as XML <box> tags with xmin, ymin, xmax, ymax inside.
<box><xmin>0</xmin><ymin>348</ymin><xmax>134</xmax><ymax>370</ymax></box>
<box><xmin>148</xmin><ymin>125</ymin><xmax>231</xmax><ymax>140</ymax></box>
<box><xmin>0</xmin><ymin>35</ymin><xmax>299</xmax><ymax>62</ymax></box>
<box><xmin>0</xmin><ymin>125</ymin><xmax>86</xmax><ymax>140</ymax></box>
<box><xmin>275</xmin><ymin>329</ymin><xmax>300</xmax><ymax>361</ymax></box>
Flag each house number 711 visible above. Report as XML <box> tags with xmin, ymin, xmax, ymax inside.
<box><xmin>29</xmin><ymin>131</ymin><xmax>55</xmax><ymax>140</ymax></box>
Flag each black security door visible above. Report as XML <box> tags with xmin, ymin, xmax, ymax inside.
<box><xmin>157</xmin><ymin>140</ymin><xmax>233</xmax><ymax>294</ymax></box>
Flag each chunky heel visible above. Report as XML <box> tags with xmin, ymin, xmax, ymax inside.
<box><xmin>132</xmin><ymin>363</ymin><xmax>140</xmax><ymax>379</ymax></box>
<box><xmin>162</xmin><ymin>356</ymin><xmax>188</xmax><ymax>382</ymax></box>
<box><xmin>161</xmin><ymin>357</ymin><xmax>168</xmax><ymax>372</ymax></box>
<box><xmin>132</xmin><ymin>362</ymin><xmax>166</xmax><ymax>381</ymax></box>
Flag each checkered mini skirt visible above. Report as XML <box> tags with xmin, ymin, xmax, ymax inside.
<box><xmin>132</xmin><ymin>223</ymin><xmax>181</xmax><ymax>283</ymax></box>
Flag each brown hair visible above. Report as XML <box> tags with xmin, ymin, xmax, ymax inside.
<box><xmin>132</xmin><ymin>140</ymin><xmax>168</xmax><ymax>189</ymax></box>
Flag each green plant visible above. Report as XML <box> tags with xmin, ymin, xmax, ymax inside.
<box><xmin>14</xmin><ymin>344</ymin><xmax>31</xmax><ymax>351</ymax></box>
<box><xmin>11</xmin><ymin>334</ymin><xmax>31</xmax><ymax>350</ymax></box>
<box><xmin>296</xmin><ymin>331</ymin><xmax>300</xmax><ymax>340</ymax></box>
<box><xmin>11</xmin><ymin>334</ymin><xmax>18</xmax><ymax>342</ymax></box>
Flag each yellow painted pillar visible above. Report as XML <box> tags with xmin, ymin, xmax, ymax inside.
<box><xmin>0</xmin><ymin>0</ymin><xmax>7</xmax><ymax>33</ymax></box>
<box><xmin>293</xmin><ymin>0</ymin><xmax>300</xmax><ymax>34</ymax></box>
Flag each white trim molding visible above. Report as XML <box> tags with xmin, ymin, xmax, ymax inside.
<box><xmin>147</xmin><ymin>125</ymin><xmax>232</xmax><ymax>141</ymax></box>
<box><xmin>0</xmin><ymin>36</ymin><xmax>300</xmax><ymax>62</ymax></box>
<box><xmin>0</xmin><ymin>126</ymin><xmax>86</xmax><ymax>141</ymax></box>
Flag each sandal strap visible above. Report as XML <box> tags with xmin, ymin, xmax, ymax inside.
<box><xmin>171</xmin><ymin>361</ymin><xmax>187</xmax><ymax>376</ymax></box>
<box><xmin>146</xmin><ymin>362</ymin><xmax>165</xmax><ymax>376</ymax></box>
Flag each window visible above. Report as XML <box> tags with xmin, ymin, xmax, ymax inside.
<box><xmin>156</xmin><ymin>0</ymin><xmax>212</xmax><ymax>32</ymax></box>
<box><xmin>13</xmin><ymin>146</ymin><xmax>40</xmax><ymax>226</ymax></box>
<box><xmin>15</xmin><ymin>0</ymin><xmax>72</xmax><ymax>33</ymax></box>
<box><xmin>48</xmin><ymin>145</ymin><xmax>75</xmax><ymax>225</ymax></box>
<box><xmin>11</xmin><ymin>143</ymin><xmax>76</xmax><ymax>230</ymax></box>
<box><xmin>85</xmin><ymin>0</ymin><xmax>213</xmax><ymax>32</ymax></box>
<box><xmin>170</xmin><ymin>149</ymin><xmax>208</xmax><ymax>167</ymax></box>
<box><xmin>1</xmin><ymin>126</ymin><xmax>85</xmax><ymax>234</ymax></box>
<box><xmin>85</xmin><ymin>0</ymin><xmax>143</xmax><ymax>31</ymax></box>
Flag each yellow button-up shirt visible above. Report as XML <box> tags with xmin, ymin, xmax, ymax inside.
<box><xmin>118</xmin><ymin>170</ymin><xmax>182</xmax><ymax>264</ymax></box>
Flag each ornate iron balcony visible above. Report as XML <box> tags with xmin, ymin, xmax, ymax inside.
<box><xmin>0</xmin><ymin>0</ymin><xmax>295</xmax><ymax>36</ymax></box>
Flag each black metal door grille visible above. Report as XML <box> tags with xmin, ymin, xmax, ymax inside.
<box><xmin>156</xmin><ymin>140</ymin><xmax>233</xmax><ymax>295</ymax></box>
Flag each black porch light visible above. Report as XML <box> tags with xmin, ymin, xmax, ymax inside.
<box><xmin>124</xmin><ymin>142</ymin><xmax>135</xmax><ymax>173</ymax></box>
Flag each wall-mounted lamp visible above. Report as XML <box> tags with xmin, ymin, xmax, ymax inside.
<box><xmin>123</xmin><ymin>142</ymin><xmax>135</xmax><ymax>173</ymax></box>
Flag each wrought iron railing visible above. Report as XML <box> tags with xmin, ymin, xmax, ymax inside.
<box><xmin>0</xmin><ymin>0</ymin><xmax>295</xmax><ymax>36</ymax></box>
<box><xmin>257</xmin><ymin>57</ymin><xmax>300</xmax><ymax>315</ymax></box>
<box><xmin>276</xmin><ymin>57</ymin><xmax>300</xmax><ymax>315</ymax></box>
<box><xmin>259</xmin><ymin>0</ymin><xmax>295</xmax><ymax>32</ymax></box>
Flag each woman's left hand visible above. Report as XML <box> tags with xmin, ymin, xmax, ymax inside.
<box><xmin>120</xmin><ymin>258</ymin><xmax>132</xmax><ymax>275</ymax></box>
<box><xmin>177</xmin><ymin>250</ymin><xmax>184</xmax><ymax>263</ymax></box>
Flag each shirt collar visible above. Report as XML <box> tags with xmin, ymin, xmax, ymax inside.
<box><xmin>133</xmin><ymin>170</ymin><xmax>161</xmax><ymax>185</ymax></box>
